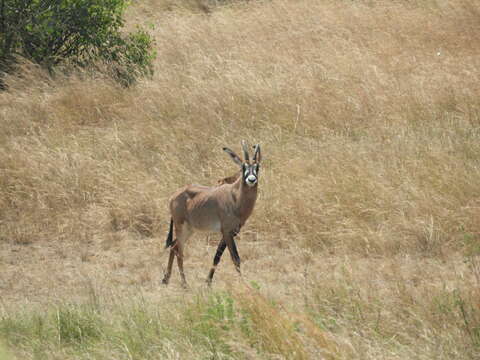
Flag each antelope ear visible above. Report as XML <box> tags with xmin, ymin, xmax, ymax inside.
<box><xmin>253</xmin><ymin>144</ymin><xmax>262</xmax><ymax>163</ymax></box>
<box><xmin>223</xmin><ymin>147</ymin><xmax>243</xmax><ymax>166</ymax></box>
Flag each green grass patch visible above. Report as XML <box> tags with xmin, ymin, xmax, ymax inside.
<box><xmin>0</xmin><ymin>289</ymin><xmax>336</xmax><ymax>359</ymax></box>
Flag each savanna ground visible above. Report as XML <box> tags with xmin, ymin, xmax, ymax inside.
<box><xmin>1</xmin><ymin>0</ymin><xmax>480</xmax><ymax>358</ymax></box>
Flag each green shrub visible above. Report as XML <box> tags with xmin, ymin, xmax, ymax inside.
<box><xmin>0</xmin><ymin>0</ymin><xmax>155</xmax><ymax>86</ymax></box>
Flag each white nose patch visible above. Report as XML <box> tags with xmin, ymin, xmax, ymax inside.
<box><xmin>246</xmin><ymin>175</ymin><xmax>257</xmax><ymax>185</ymax></box>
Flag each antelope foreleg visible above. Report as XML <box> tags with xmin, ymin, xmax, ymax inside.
<box><xmin>226</xmin><ymin>237</ymin><xmax>241</xmax><ymax>275</ymax></box>
<box><xmin>207</xmin><ymin>239</ymin><xmax>227</xmax><ymax>285</ymax></box>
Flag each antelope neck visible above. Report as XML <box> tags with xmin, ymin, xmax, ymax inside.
<box><xmin>232</xmin><ymin>173</ymin><xmax>258</xmax><ymax>225</ymax></box>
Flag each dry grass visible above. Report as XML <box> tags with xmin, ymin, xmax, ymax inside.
<box><xmin>1</xmin><ymin>0</ymin><xmax>480</xmax><ymax>358</ymax></box>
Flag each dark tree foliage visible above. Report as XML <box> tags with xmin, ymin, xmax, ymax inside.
<box><xmin>0</xmin><ymin>0</ymin><xmax>155</xmax><ymax>87</ymax></box>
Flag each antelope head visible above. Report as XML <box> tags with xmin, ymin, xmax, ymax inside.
<box><xmin>222</xmin><ymin>140</ymin><xmax>262</xmax><ymax>188</ymax></box>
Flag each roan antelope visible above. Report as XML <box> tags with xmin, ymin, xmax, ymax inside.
<box><xmin>162</xmin><ymin>141</ymin><xmax>262</xmax><ymax>287</ymax></box>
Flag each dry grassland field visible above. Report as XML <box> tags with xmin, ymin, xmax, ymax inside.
<box><xmin>1</xmin><ymin>0</ymin><xmax>480</xmax><ymax>359</ymax></box>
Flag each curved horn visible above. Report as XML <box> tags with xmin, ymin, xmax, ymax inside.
<box><xmin>241</xmin><ymin>140</ymin><xmax>250</xmax><ymax>163</ymax></box>
<box><xmin>253</xmin><ymin>144</ymin><xmax>261</xmax><ymax>163</ymax></box>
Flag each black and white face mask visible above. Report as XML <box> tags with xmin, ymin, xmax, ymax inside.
<box><xmin>243</xmin><ymin>163</ymin><xmax>259</xmax><ymax>187</ymax></box>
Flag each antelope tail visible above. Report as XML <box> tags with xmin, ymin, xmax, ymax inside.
<box><xmin>165</xmin><ymin>218</ymin><xmax>175</xmax><ymax>249</ymax></box>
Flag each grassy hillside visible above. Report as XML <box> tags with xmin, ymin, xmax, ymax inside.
<box><xmin>1</xmin><ymin>0</ymin><xmax>480</xmax><ymax>358</ymax></box>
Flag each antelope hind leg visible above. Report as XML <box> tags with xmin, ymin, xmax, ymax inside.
<box><xmin>162</xmin><ymin>248</ymin><xmax>176</xmax><ymax>285</ymax></box>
